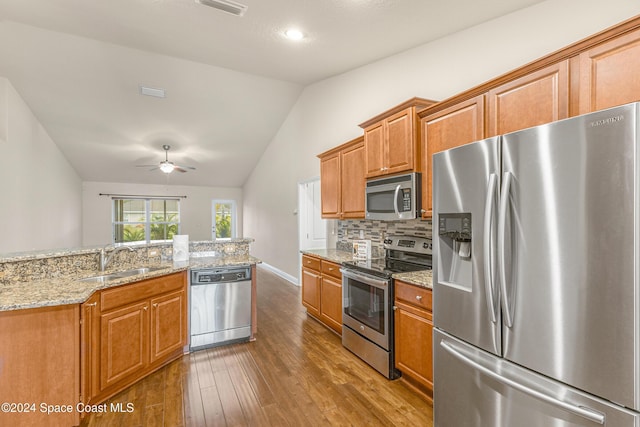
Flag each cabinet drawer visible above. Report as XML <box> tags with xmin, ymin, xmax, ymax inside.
<box><xmin>395</xmin><ymin>281</ymin><xmax>432</xmax><ymax>312</ymax></box>
<box><xmin>101</xmin><ymin>272</ymin><xmax>186</xmax><ymax>312</ymax></box>
<box><xmin>321</xmin><ymin>260</ymin><xmax>342</xmax><ymax>280</ymax></box>
<box><xmin>302</xmin><ymin>255</ymin><xmax>321</xmax><ymax>272</ymax></box>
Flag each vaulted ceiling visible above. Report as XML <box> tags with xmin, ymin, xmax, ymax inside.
<box><xmin>0</xmin><ymin>0</ymin><xmax>543</xmax><ymax>186</ymax></box>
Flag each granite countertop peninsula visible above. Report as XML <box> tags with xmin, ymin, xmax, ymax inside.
<box><xmin>0</xmin><ymin>249</ymin><xmax>260</xmax><ymax>312</ymax></box>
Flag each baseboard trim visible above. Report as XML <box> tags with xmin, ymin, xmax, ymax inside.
<box><xmin>258</xmin><ymin>263</ymin><xmax>299</xmax><ymax>286</ymax></box>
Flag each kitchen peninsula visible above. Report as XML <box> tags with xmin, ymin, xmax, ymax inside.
<box><xmin>0</xmin><ymin>239</ymin><xmax>260</xmax><ymax>427</ymax></box>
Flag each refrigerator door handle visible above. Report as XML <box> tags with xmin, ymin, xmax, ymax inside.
<box><xmin>483</xmin><ymin>173</ymin><xmax>499</xmax><ymax>323</ymax></box>
<box><xmin>498</xmin><ymin>171</ymin><xmax>514</xmax><ymax>328</ymax></box>
<box><xmin>440</xmin><ymin>340</ymin><xmax>606</xmax><ymax>425</ymax></box>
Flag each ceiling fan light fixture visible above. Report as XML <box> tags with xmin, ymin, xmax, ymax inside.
<box><xmin>160</xmin><ymin>162</ymin><xmax>175</xmax><ymax>174</ymax></box>
<box><xmin>195</xmin><ymin>0</ymin><xmax>248</xmax><ymax>16</ymax></box>
<box><xmin>284</xmin><ymin>28</ymin><xmax>304</xmax><ymax>41</ymax></box>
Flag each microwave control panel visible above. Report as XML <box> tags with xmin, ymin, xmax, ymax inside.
<box><xmin>401</xmin><ymin>189</ymin><xmax>411</xmax><ymax>211</ymax></box>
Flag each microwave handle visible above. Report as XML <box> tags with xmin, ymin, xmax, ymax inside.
<box><xmin>393</xmin><ymin>184</ymin><xmax>401</xmax><ymax>217</ymax></box>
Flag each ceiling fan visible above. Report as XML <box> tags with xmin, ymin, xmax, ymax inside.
<box><xmin>137</xmin><ymin>145</ymin><xmax>196</xmax><ymax>174</ymax></box>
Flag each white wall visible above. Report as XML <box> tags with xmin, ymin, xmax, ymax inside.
<box><xmin>82</xmin><ymin>181</ymin><xmax>242</xmax><ymax>246</ymax></box>
<box><xmin>0</xmin><ymin>77</ymin><xmax>82</xmax><ymax>254</ymax></box>
<box><xmin>243</xmin><ymin>0</ymin><xmax>640</xmax><ymax>279</ymax></box>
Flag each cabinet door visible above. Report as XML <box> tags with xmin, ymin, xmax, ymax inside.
<box><xmin>488</xmin><ymin>60</ymin><xmax>569</xmax><ymax>136</ymax></box>
<box><xmin>301</xmin><ymin>267</ymin><xmax>321</xmax><ymax>318</ymax></box>
<box><xmin>320</xmin><ymin>151</ymin><xmax>341</xmax><ymax>218</ymax></box>
<box><xmin>364</xmin><ymin>121</ymin><xmax>386</xmax><ymax>178</ymax></box>
<box><xmin>340</xmin><ymin>139</ymin><xmax>365</xmax><ymax>218</ymax></box>
<box><xmin>578</xmin><ymin>28</ymin><xmax>640</xmax><ymax>114</ymax></box>
<box><xmin>422</xmin><ymin>95</ymin><xmax>485</xmax><ymax>217</ymax></box>
<box><xmin>320</xmin><ymin>274</ymin><xmax>343</xmax><ymax>335</ymax></box>
<box><xmin>395</xmin><ymin>302</ymin><xmax>433</xmax><ymax>396</ymax></box>
<box><xmin>150</xmin><ymin>290</ymin><xmax>186</xmax><ymax>364</ymax></box>
<box><xmin>385</xmin><ymin>107</ymin><xmax>415</xmax><ymax>175</ymax></box>
<box><xmin>100</xmin><ymin>301</ymin><xmax>149</xmax><ymax>391</ymax></box>
<box><xmin>81</xmin><ymin>294</ymin><xmax>99</xmax><ymax>404</ymax></box>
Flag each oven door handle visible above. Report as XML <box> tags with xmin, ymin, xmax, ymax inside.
<box><xmin>340</xmin><ymin>268</ymin><xmax>389</xmax><ymax>289</ymax></box>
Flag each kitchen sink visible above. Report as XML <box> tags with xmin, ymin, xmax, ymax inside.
<box><xmin>79</xmin><ymin>266</ymin><xmax>168</xmax><ymax>283</ymax></box>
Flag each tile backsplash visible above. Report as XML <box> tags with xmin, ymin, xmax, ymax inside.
<box><xmin>336</xmin><ymin>219</ymin><xmax>432</xmax><ymax>257</ymax></box>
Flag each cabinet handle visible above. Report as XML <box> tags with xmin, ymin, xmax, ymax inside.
<box><xmin>87</xmin><ymin>302</ymin><xmax>97</xmax><ymax>307</ymax></box>
<box><xmin>416</xmin><ymin>295</ymin><xmax>423</xmax><ymax>301</ymax></box>
<box><xmin>328</xmin><ymin>267</ymin><xmax>334</xmax><ymax>271</ymax></box>
<box><xmin>143</xmin><ymin>306</ymin><xmax>148</xmax><ymax>311</ymax></box>
<box><xmin>153</xmin><ymin>303</ymin><xmax>158</xmax><ymax>308</ymax></box>
<box><xmin>392</xmin><ymin>305</ymin><xmax>397</xmax><ymax>311</ymax></box>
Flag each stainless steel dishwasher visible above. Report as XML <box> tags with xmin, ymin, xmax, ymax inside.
<box><xmin>189</xmin><ymin>265</ymin><xmax>252</xmax><ymax>350</ymax></box>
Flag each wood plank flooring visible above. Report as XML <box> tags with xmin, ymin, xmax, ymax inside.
<box><xmin>81</xmin><ymin>265</ymin><xmax>434</xmax><ymax>426</ymax></box>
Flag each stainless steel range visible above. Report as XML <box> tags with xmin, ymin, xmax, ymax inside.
<box><xmin>341</xmin><ymin>235</ymin><xmax>432</xmax><ymax>379</ymax></box>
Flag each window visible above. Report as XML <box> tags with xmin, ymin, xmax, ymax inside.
<box><xmin>213</xmin><ymin>200</ymin><xmax>236</xmax><ymax>240</ymax></box>
<box><xmin>113</xmin><ymin>198</ymin><xmax>180</xmax><ymax>244</ymax></box>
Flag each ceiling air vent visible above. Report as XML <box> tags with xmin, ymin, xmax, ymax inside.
<box><xmin>195</xmin><ymin>0</ymin><xmax>248</xmax><ymax>16</ymax></box>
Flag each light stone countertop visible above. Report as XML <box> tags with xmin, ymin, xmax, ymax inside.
<box><xmin>300</xmin><ymin>248</ymin><xmax>355</xmax><ymax>264</ymax></box>
<box><xmin>0</xmin><ymin>254</ymin><xmax>261</xmax><ymax>312</ymax></box>
<box><xmin>301</xmin><ymin>248</ymin><xmax>433</xmax><ymax>290</ymax></box>
<box><xmin>393</xmin><ymin>270</ymin><xmax>433</xmax><ymax>289</ymax></box>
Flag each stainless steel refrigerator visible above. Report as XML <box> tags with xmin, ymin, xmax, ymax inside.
<box><xmin>432</xmin><ymin>102</ymin><xmax>640</xmax><ymax>426</ymax></box>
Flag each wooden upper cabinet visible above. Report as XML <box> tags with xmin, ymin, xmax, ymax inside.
<box><xmin>318</xmin><ymin>136</ymin><xmax>365</xmax><ymax>219</ymax></box>
<box><xmin>320</xmin><ymin>151</ymin><xmax>341</xmax><ymax>218</ymax></box>
<box><xmin>340</xmin><ymin>138</ymin><xmax>365</xmax><ymax>218</ymax></box>
<box><xmin>577</xmin><ymin>27</ymin><xmax>640</xmax><ymax>114</ymax></box>
<box><xmin>364</xmin><ymin>121</ymin><xmax>385</xmax><ymax>177</ymax></box>
<box><xmin>488</xmin><ymin>60</ymin><xmax>569</xmax><ymax>136</ymax></box>
<box><xmin>421</xmin><ymin>95</ymin><xmax>486</xmax><ymax>218</ymax></box>
<box><xmin>360</xmin><ymin>98</ymin><xmax>437</xmax><ymax>179</ymax></box>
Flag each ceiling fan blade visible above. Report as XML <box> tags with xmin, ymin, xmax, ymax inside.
<box><xmin>135</xmin><ymin>164</ymin><xmax>159</xmax><ymax>168</ymax></box>
<box><xmin>173</xmin><ymin>166</ymin><xmax>189</xmax><ymax>173</ymax></box>
<box><xmin>175</xmin><ymin>164</ymin><xmax>196</xmax><ymax>170</ymax></box>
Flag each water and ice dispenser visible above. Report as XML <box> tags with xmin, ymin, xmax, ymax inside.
<box><xmin>438</xmin><ymin>213</ymin><xmax>473</xmax><ymax>290</ymax></box>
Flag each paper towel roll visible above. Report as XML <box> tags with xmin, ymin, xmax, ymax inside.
<box><xmin>173</xmin><ymin>235</ymin><xmax>189</xmax><ymax>261</ymax></box>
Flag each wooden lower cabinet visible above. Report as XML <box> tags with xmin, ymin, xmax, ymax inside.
<box><xmin>100</xmin><ymin>300</ymin><xmax>149</xmax><ymax>390</ymax></box>
<box><xmin>87</xmin><ymin>271</ymin><xmax>188</xmax><ymax>405</ymax></box>
<box><xmin>0</xmin><ymin>305</ymin><xmax>80</xmax><ymax>427</ymax></box>
<box><xmin>394</xmin><ymin>280</ymin><xmax>433</xmax><ymax>402</ymax></box>
<box><xmin>301</xmin><ymin>255</ymin><xmax>343</xmax><ymax>334</ymax></box>
<box><xmin>150</xmin><ymin>290</ymin><xmax>186</xmax><ymax>363</ymax></box>
<box><xmin>301</xmin><ymin>266</ymin><xmax>322</xmax><ymax>318</ymax></box>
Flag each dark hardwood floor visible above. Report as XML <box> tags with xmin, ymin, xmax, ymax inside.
<box><xmin>81</xmin><ymin>265</ymin><xmax>434</xmax><ymax>426</ymax></box>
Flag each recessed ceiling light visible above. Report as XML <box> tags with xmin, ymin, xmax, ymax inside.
<box><xmin>284</xmin><ymin>29</ymin><xmax>305</xmax><ymax>41</ymax></box>
<box><xmin>139</xmin><ymin>86</ymin><xmax>166</xmax><ymax>98</ymax></box>
<box><xmin>195</xmin><ymin>0</ymin><xmax>248</xmax><ymax>16</ymax></box>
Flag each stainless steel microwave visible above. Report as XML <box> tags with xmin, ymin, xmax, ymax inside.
<box><xmin>365</xmin><ymin>172</ymin><xmax>421</xmax><ymax>220</ymax></box>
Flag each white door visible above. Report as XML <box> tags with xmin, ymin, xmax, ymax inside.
<box><xmin>298</xmin><ymin>178</ymin><xmax>326</xmax><ymax>251</ymax></box>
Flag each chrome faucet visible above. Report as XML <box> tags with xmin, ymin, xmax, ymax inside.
<box><xmin>99</xmin><ymin>244</ymin><xmax>135</xmax><ymax>271</ymax></box>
